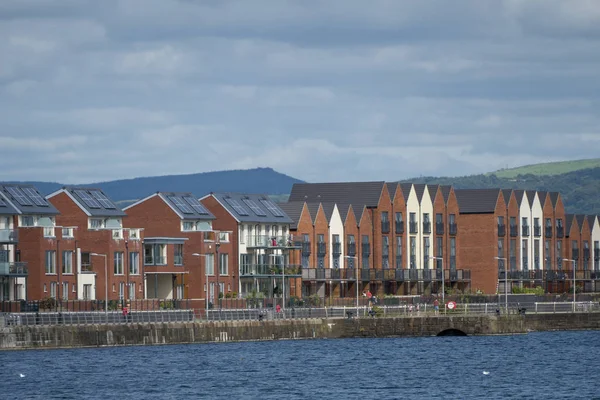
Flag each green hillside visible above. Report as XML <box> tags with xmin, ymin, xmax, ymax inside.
<box><xmin>490</xmin><ymin>158</ymin><xmax>600</xmax><ymax>179</ymax></box>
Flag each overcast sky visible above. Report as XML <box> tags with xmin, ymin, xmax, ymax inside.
<box><xmin>1</xmin><ymin>0</ymin><xmax>599</xmax><ymax>184</ymax></box>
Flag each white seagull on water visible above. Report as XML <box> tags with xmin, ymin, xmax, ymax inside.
<box><xmin>19</xmin><ymin>373</ymin><xmax>25</xmax><ymax>378</ymax></box>
<box><xmin>482</xmin><ymin>371</ymin><xmax>490</xmax><ymax>375</ymax></box>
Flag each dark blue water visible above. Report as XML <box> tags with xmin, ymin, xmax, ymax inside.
<box><xmin>1</xmin><ymin>331</ymin><xmax>598</xmax><ymax>399</ymax></box>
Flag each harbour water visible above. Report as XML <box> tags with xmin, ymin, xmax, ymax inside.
<box><xmin>1</xmin><ymin>331</ymin><xmax>598</xmax><ymax>399</ymax></box>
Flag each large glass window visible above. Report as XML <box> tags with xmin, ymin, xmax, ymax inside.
<box><xmin>45</xmin><ymin>251</ymin><xmax>56</xmax><ymax>274</ymax></box>
<box><xmin>219</xmin><ymin>253</ymin><xmax>228</xmax><ymax>275</ymax></box>
<box><xmin>62</xmin><ymin>251</ymin><xmax>73</xmax><ymax>274</ymax></box>
<box><xmin>114</xmin><ymin>252</ymin><xmax>124</xmax><ymax>275</ymax></box>
<box><xmin>129</xmin><ymin>252</ymin><xmax>140</xmax><ymax>275</ymax></box>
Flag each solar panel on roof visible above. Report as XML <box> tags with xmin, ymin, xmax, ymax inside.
<box><xmin>183</xmin><ymin>196</ymin><xmax>209</xmax><ymax>215</ymax></box>
<box><xmin>74</xmin><ymin>189</ymin><xmax>101</xmax><ymax>209</ymax></box>
<box><xmin>169</xmin><ymin>196</ymin><xmax>194</xmax><ymax>214</ymax></box>
<box><xmin>22</xmin><ymin>187</ymin><xmax>49</xmax><ymax>207</ymax></box>
<box><xmin>260</xmin><ymin>198</ymin><xmax>284</xmax><ymax>217</ymax></box>
<box><xmin>91</xmin><ymin>190</ymin><xmax>116</xmax><ymax>209</ymax></box>
<box><xmin>242</xmin><ymin>198</ymin><xmax>267</xmax><ymax>217</ymax></box>
<box><xmin>0</xmin><ymin>196</ymin><xmax>6</xmax><ymax>207</ymax></box>
<box><xmin>224</xmin><ymin>197</ymin><xmax>249</xmax><ymax>216</ymax></box>
<box><xmin>6</xmin><ymin>186</ymin><xmax>33</xmax><ymax>206</ymax></box>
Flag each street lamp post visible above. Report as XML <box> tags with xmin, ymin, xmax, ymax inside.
<box><xmin>494</xmin><ymin>257</ymin><xmax>508</xmax><ymax>313</ymax></box>
<box><xmin>430</xmin><ymin>256</ymin><xmax>444</xmax><ymax>312</ymax></box>
<box><xmin>192</xmin><ymin>253</ymin><xmax>209</xmax><ymax>311</ymax></box>
<box><xmin>344</xmin><ymin>256</ymin><xmax>359</xmax><ymax>312</ymax></box>
<box><xmin>90</xmin><ymin>253</ymin><xmax>108</xmax><ymax>320</ymax></box>
<box><xmin>563</xmin><ymin>259</ymin><xmax>576</xmax><ymax>312</ymax></box>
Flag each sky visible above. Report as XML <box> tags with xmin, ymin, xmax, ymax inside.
<box><xmin>1</xmin><ymin>0</ymin><xmax>599</xmax><ymax>184</ymax></box>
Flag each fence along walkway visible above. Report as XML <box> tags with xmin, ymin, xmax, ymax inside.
<box><xmin>2</xmin><ymin>302</ymin><xmax>598</xmax><ymax>327</ymax></box>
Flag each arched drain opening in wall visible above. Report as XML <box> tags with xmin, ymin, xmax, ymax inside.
<box><xmin>437</xmin><ymin>329</ymin><xmax>467</xmax><ymax>337</ymax></box>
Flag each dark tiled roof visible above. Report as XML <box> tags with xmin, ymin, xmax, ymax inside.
<box><xmin>501</xmin><ymin>189</ymin><xmax>513</xmax><ymax>206</ymax></box>
<box><xmin>537</xmin><ymin>191</ymin><xmax>549</xmax><ymax>206</ymax></box>
<box><xmin>426</xmin><ymin>184</ymin><xmax>440</xmax><ymax>201</ymax></box>
<box><xmin>159</xmin><ymin>192</ymin><xmax>215</xmax><ymax>221</ymax></box>
<box><xmin>575</xmin><ymin>214</ymin><xmax>587</xmax><ymax>231</ymax></box>
<box><xmin>414</xmin><ymin>184</ymin><xmax>426</xmax><ymax>202</ymax></box>
<box><xmin>63</xmin><ymin>187</ymin><xmax>126</xmax><ymax>217</ymax></box>
<box><xmin>355</xmin><ymin>205</ymin><xmax>368</xmax><ymax>225</ymax></box>
<box><xmin>306</xmin><ymin>202</ymin><xmax>321</xmax><ymax>224</ymax></box>
<box><xmin>288</xmin><ymin>181</ymin><xmax>385</xmax><ymax>208</ymax></box>
<box><xmin>399</xmin><ymin>183</ymin><xmax>413</xmax><ymax>201</ymax></box>
<box><xmin>0</xmin><ymin>183</ymin><xmax>59</xmax><ymax>215</ymax></box>
<box><xmin>320</xmin><ymin>202</ymin><xmax>336</xmax><ymax>222</ymax></box>
<box><xmin>455</xmin><ymin>189</ymin><xmax>501</xmax><ymax>214</ymax></box>
<box><xmin>277</xmin><ymin>201</ymin><xmax>305</xmax><ymax>230</ymax></box>
<box><xmin>549</xmin><ymin>192</ymin><xmax>560</xmax><ymax>207</ymax></box>
<box><xmin>441</xmin><ymin>185</ymin><xmax>452</xmax><ymax>204</ymax></box>
<box><xmin>526</xmin><ymin>190</ymin><xmax>537</xmax><ymax>207</ymax></box>
<box><xmin>565</xmin><ymin>214</ymin><xmax>575</xmax><ymax>233</ymax></box>
<box><xmin>386</xmin><ymin>183</ymin><xmax>397</xmax><ymax>201</ymax></box>
<box><xmin>514</xmin><ymin>189</ymin><xmax>525</xmax><ymax>205</ymax></box>
<box><xmin>587</xmin><ymin>215</ymin><xmax>597</xmax><ymax>229</ymax></box>
<box><xmin>337</xmin><ymin>203</ymin><xmax>352</xmax><ymax>223</ymax></box>
<box><xmin>210</xmin><ymin>192</ymin><xmax>293</xmax><ymax>224</ymax></box>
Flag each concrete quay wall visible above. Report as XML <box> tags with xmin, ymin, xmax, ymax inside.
<box><xmin>1</xmin><ymin>313</ymin><xmax>599</xmax><ymax>350</ymax></box>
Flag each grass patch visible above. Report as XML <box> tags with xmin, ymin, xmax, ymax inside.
<box><xmin>490</xmin><ymin>158</ymin><xmax>600</xmax><ymax>179</ymax></box>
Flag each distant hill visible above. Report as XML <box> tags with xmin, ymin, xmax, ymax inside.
<box><xmin>9</xmin><ymin>168</ymin><xmax>304</xmax><ymax>204</ymax></box>
<box><xmin>403</xmin><ymin>167</ymin><xmax>600</xmax><ymax>215</ymax></box>
<box><xmin>490</xmin><ymin>158</ymin><xmax>600</xmax><ymax>179</ymax></box>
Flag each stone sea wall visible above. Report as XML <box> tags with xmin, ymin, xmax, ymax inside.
<box><xmin>1</xmin><ymin>313</ymin><xmax>599</xmax><ymax>350</ymax></box>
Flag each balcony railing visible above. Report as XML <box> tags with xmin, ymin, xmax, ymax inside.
<box><xmin>522</xmin><ymin>226</ymin><xmax>530</xmax><ymax>236</ymax></box>
<box><xmin>332</xmin><ymin>243</ymin><xmax>342</xmax><ymax>256</ymax></box>
<box><xmin>347</xmin><ymin>243</ymin><xmax>356</xmax><ymax>256</ymax></box>
<box><xmin>409</xmin><ymin>222</ymin><xmax>418</xmax><ymax>234</ymax></box>
<box><xmin>247</xmin><ymin>235</ymin><xmax>297</xmax><ymax>248</ymax></box>
<box><xmin>449</xmin><ymin>223</ymin><xmax>457</xmax><ymax>236</ymax></box>
<box><xmin>0</xmin><ymin>261</ymin><xmax>28</xmax><ymax>276</ymax></box>
<box><xmin>395</xmin><ymin>224</ymin><xmax>404</xmax><ymax>234</ymax></box>
<box><xmin>382</xmin><ymin>255</ymin><xmax>389</xmax><ymax>269</ymax></box>
<box><xmin>242</xmin><ymin>264</ymin><xmax>302</xmax><ymax>276</ymax></box>
<box><xmin>81</xmin><ymin>263</ymin><xmax>93</xmax><ymax>273</ymax></box>
<box><xmin>381</xmin><ymin>221</ymin><xmax>390</xmax><ymax>234</ymax></box>
<box><xmin>572</xmin><ymin>249</ymin><xmax>580</xmax><ymax>260</ymax></box>
<box><xmin>522</xmin><ymin>257</ymin><xmax>528</xmax><ymax>271</ymax></box>
<box><xmin>361</xmin><ymin>243</ymin><xmax>371</xmax><ymax>256</ymax></box>
<box><xmin>145</xmin><ymin>256</ymin><xmax>167</xmax><ymax>265</ymax></box>
<box><xmin>301</xmin><ymin>242</ymin><xmax>311</xmax><ymax>255</ymax></box>
<box><xmin>410</xmin><ymin>255</ymin><xmax>416</xmax><ymax>269</ymax></box>
<box><xmin>423</xmin><ymin>222</ymin><xmax>431</xmax><ymax>234</ymax></box>
<box><xmin>498</xmin><ymin>224</ymin><xmax>506</xmax><ymax>237</ymax></box>
<box><xmin>583</xmin><ymin>249</ymin><xmax>590</xmax><ymax>260</ymax></box>
<box><xmin>545</xmin><ymin>227</ymin><xmax>552</xmax><ymax>238</ymax></box>
<box><xmin>510</xmin><ymin>256</ymin><xmax>517</xmax><ymax>270</ymax></box>
<box><xmin>317</xmin><ymin>242</ymin><xmax>327</xmax><ymax>256</ymax></box>
<box><xmin>435</xmin><ymin>222</ymin><xmax>444</xmax><ymax>235</ymax></box>
<box><xmin>595</xmin><ymin>249</ymin><xmax>600</xmax><ymax>260</ymax></box>
<box><xmin>395</xmin><ymin>256</ymin><xmax>402</xmax><ymax>269</ymax></box>
<box><xmin>534</xmin><ymin>257</ymin><xmax>540</xmax><ymax>270</ymax></box>
<box><xmin>510</xmin><ymin>225</ymin><xmax>518</xmax><ymax>237</ymax></box>
<box><xmin>300</xmin><ymin>268</ymin><xmax>470</xmax><ymax>282</ymax></box>
<box><xmin>0</xmin><ymin>229</ymin><xmax>18</xmax><ymax>244</ymax></box>
<box><xmin>534</xmin><ymin>225</ymin><xmax>541</xmax><ymax>237</ymax></box>
<box><xmin>556</xmin><ymin>226</ymin><xmax>564</xmax><ymax>238</ymax></box>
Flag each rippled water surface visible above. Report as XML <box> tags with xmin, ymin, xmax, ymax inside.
<box><xmin>1</xmin><ymin>331</ymin><xmax>599</xmax><ymax>399</ymax></box>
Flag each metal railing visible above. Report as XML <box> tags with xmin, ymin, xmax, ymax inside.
<box><xmin>247</xmin><ymin>235</ymin><xmax>297</xmax><ymax>248</ymax></box>
<box><xmin>240</xmin><ymin>264</ymin><xmax>303</xmax><ymax>276</ymax></box>
<box><xmin>0</xmin><ymin>261</ymin><xmax>28</xmax><ymax>276</ymax></box>
<box><xmin>0</xmin><ymin>229</ymin><xmax>18</xmax><ymax>243</ymax></box>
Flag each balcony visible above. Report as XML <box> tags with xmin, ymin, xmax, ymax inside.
<box><xmin>0</xmin><ymin>261</ymin><xmax>28</xmax><ymax>276</ymax></box>
<box><xmin>332</xmin><ymin>243</ymin><xmax>342</xmax><ymax>256</ymax></box>
<box><xmin>498</xmin><ymin>224</ymin><xmax>506</xmax><ymax>237</ymax></box>
<box><xmin>361</xmin><ymin>243</ymin><xmax>371</xmax><ymax>256</ymax></box>
<box><xmin>522</xmin><ymin>257</ymin><xmax>528</xmax><ymax>271</ymax></box>
<box><xmin>0</xmin><ymin>229</ymin><xmax>18</xmax><ymax>244</ymax></box>
<box><xmin>510</xmin><ymin>225</ymin><xmax>518</xmax><ymax>237</ymax></box>
<box><xmin>409</xmin><ymin>222</ymin><xmax>418</xmax><ymax>234</ymax></box>
<box><xmin>247</xmin><ymin>235</ymin><xmax>298</xmax><ymax>248</ymax></box>
<box><xmin>545</xmin><ymin>227</ymin><xmax>552</xmax><ymax>238</ymax></box>
<box><xmin>534</xmin><ymin>225</ymin><xmax>541</xmax><ymax>237</ymax></box>
<box><xmin>510</xmin><ymin>256</ymin><xmax>517</xmax><ymax>270</ymax></box>
<box><xmin>347</xmin><ymin>243</ymin><xmax>356</xmax><ymax>256</ymax></box>
<box><xmin>242</xmin><ymin>264</ymin><xmax>302</xmax><ymax>277</ymax></box>
<box><xmin>534</xmin><ymin>257</ymin><xmax>540</xmax><ymax>270</ymax></box>
<box><xmin>449</xmin><ymin>223</ymin><xmax>457</xmax><ymax>236</ymax></box>
<box><xmin>583</xmin><ymin>249</ymin><xmax>590</xmax><ymax>260</ymax></box>
<box><xmin>145</xmin><ymin>256</ymin><xmax>166</xmax><ymax>265</ymax></box>
<box><xmin>395</xmin><ymin>224</ymin><xmax>404</xmax><ymax>234</ymax></box>
<box><xmin>556</xmin><ymin>226</ymin><xmax>564</xmax><ymax>238</ymax></box>
<box><xmin>81</xmin><ymin>263</ymin><xmax>94</xmax><ymax>273</ymax></box>
<box><xmin>522</xmin><ymin>225</ymin><xmax>530</xmax><ymax>236</ymax></box>
<box><xmin>595</xmin><ymin>249</ymin><xmax>600</xmax><ymax>260</ymax></box>
<box><xmin>301</xmin><ymin>242</ymin><xmax>311</xmax><ymax>256</ymax></box>
<box><xmin>423</xmin><ymin>222</ymin><xmax>431</xmax><ymax>234</ymax></box>
<box><xmin>381</xmin><ymin>221</ymin><xmax>390</xmax><ymax>234</ymax></box>
<box><xmin>317</xmin><ymin>242</ymin><xmax>327</xmax><ymax>256</ymax></box>
<box><xmin>435</xmin><ymin>222</ymin><xmax>444</xmax><ymax>235</ymax></box>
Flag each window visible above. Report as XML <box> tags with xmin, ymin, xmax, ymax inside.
<box><xmin>114</xmin><ymin>252</ymin><xmax>124</xmax><ymax>275</ymax></box>
<box><xmin>450</xmin><ymin>238</ymin><xmax>456</xmax><ymax>270</ymax></box>
<box><xmin>572</xmin><ymin>240</ymin><xmax>579</xmax><ymax>260</ymax></box>
<box><xmin>43</xmin><ymin>227</ymin><xmax>55</xmax><ymax>237</ymax></box>
<box><xmin>436</xmin><ymin>213</ymin><xmax>443</xmax><ymax>224</ymax></box>
<box><xmin>119</xmin><ymin>282</ymin><xmax>125</xmax><ymax>300</ymax></box>
<box><xmin>89</xmin><ymin>218</ymin><xmax>104</xmax><ymax>230</ymax></box>
<box><xmin>112</xmin><ymin>229</ymin><xmax>123</xmax><ymax>239</ymax></box>
<box><xmin>182</xmin><ymin>221</ymin><xmax>195</xmax><ymax>231</ymax></box>
<box><xmin>129</xmin><ymin>252</ymin><xmax>140</xmax><ymax>275</ymax></box>
<box><xmin>395</xmin><ymin>237</ymin><xmax>402</xmax><ymax>268</ymax></box>
<box><xmin>423</xmin><ymin>237</ymin><xmax>430</xmax><ymax>268</ymax></box>
<box><xmin>20</xmin><ymin>216</ymin><xmax>34</xmax><ymax>227</ymax></box>
<box><xmin>72</xmin><ymin>283</ymin><xmax>76</xmax><ymax>293</ymax></box>
<box><xmin>83</xmin><ymin>284</ymin><xmax>92</xmax><ymax>300</ymax></box>
<box><xmin>129</xmin><ymin>229</ymin><xmax>140</xmax><ymax>240</ymax></box>
<box><xmin>50</xmin><ymin>282</ymin><xmax>57</xmax><ymax>299</ymax></box>
<box><xmin>534</xmin><ymin>239</ymin><xmax>540</xmax><ymax>270</ymax></box>
<box><xmin>44</xmin><ymin>283</ymin><xmax>47</xmax><ymax>293</ymax></box>
<box><xmin>361</xmin><ymin>235</ymin><xmax>370</xmax><ymax>269</ymax></box>
<box><xmin>128</xmin><ymin>283</ymin><xmax>136</xmax><ymax>300</ymax></box>
<box><xmin>62</xmin><ymin>282</ymin><xmax>69</xmax><ymax>300</ymax></box>
<box><xmin>545</xmin><ymin>240</ymin><xmax>551</xmax><ymax>270</ymax></box>
<box><xmin>174</xmin><ymin>244</ymin><xmax>184</xmax><ymax>265</ymax></box>
<box><xmin>205</xmin><ymin>254</ymin><xmax>215</xmax><ymax>275</ymax></box>
<box><xmin>219</xmin><ymin>253</ymin><xmax>228</xmax><ymax>275</ymax></box>
<box><xmin>395</xmin><ymin>212</ymin><xmax>403</xmax><ymax>234</ymax></box>
<box><xmin>436</xmin><ymin>237</ymin><xmax>443</xmax><ymax>269</ymax></box>
<box><xmin>62</xmin><ymin>250</ymin><xmax>73</xmax><ymax>274</ymax></box>
<box><xmin>423</xmin><ymin>213</ymin><xmax>431</xmax><ymax>234</ymax></box>
<box><xmin>498</xmin><ymin>216</ymin><xmax>504</xmax><ymax>225</ymax></box>
<box><xmin>144</xmin><ymin>244</ymin><xmax>166</xmax><ymax>265</ymax></box>
<box><xmin>594</xmin><ymin>241</ymin><xmax>600</xmax><ymax>271</ymax></box>
<box><xmin>219</xmin><ymin>232</ymin><xmax>230</xmax><ymax>242</ymax></box>
<box><xmin>410</xmin><ymin>237</ymin><xmax>416</xmax><ymax>269</ymax></box>
<box><xmin>347</xmin><ymin>234</ymin><xmax>356</xmax><ymax>256</ymax></box>
<box><xmin>557</xmin><ymin>240</ymin><xmax>562</xmax><ymax>269</ymax></box>
<box><xmin>409</xmin><ymin>212</ymin><xmax>417</xmax><ymax>233</ymax></box>
<box><xmin>522</xmin><ymin>239</ymin><xmax>528</xmax><ymax>270</ymax></box>
<box><xmin>510</xmin><ymin>239</ymin><xmax>516</xmax><ymax>270</ymax></box>
<box><xmin>382</xmin><ymin>236</ymin><xmax>389</xmax><ymax>268</ymax></box>
<box><xmin>497</xmin><ymin>239</ymin><xmax>504</xmax><ymax>260</ymax></box>
<box><xmin>45</xmin><ymin>250</ymin><xmax>56</xmax><ymax>274</ymax></box>
<box><xmin>62</xmin><ymin>227</ymin><xmax>74</xmax><ymax>238</ymax></box>
<box><xmin>381</xmin><ymin>212</ymin><xmax>390</xmax><ymax>233</ymax></box>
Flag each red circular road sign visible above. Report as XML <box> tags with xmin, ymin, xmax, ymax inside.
<box><xmin>447</xmin><ymin>301</ymin><xmax>457</xmax><ymax>310</ymax></box>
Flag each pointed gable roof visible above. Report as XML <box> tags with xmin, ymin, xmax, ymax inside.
<box><xmin>386</xmin><ymin>182</ymin><xmax>397</xmax><ymax>201</ymax></box>
<box><xmin>355</xmin><ymin>204</ymin><xmax>368</xmax><ymax>225</ymax></box>
<box><xmin>414</xmin><ymin>184</ymin><xmax>427</xmax><ymax>202</ymax></box>
<box><xmin>306</xmin><ymin>202</ymin><xmax>321</xmax><ymax>224</ymax></box>
<box><xmin>526</xmin><ymin>190</ymin><xmax>537</xmax><ymax>207</ymax></box>
<box><xmin>337</xmin><ymin>203</ymin><xmax>352</xmax><ymax>223</ymax></box>
<box><xmin>277</xmin><ymin>201</ymin><xmax>305</xmax><ymax>230</ymax></box>
<box><xmin>320</xmin><ymin>202</ymin><xmax>336</xmax><ymax>222</ymax></box>
<box><xmin>399</xmin><ymin>183</ymin><xmax>413</xmax><ymax>201</ymax></box>
<box><xmin>549</xmin><ymin>192</ymin><xmax>560</xmax><ymax>207</ymax></box>
<box><xmin>1</xmin><ymin>183</ymin><xmax>60</xmax><ymax>216</ymax></box>
<box><xmin>441</xmin><ymin>185</ymin><xmax>452</xmax><ymax>204</ymax></box>
<box><xmin>455</xmin><ymin>189</ymin><xmax>502</xmax><ymax>214</ymax></box>
<box><xmin>565</xmin><ymin>214</ymin><xmax>575</xmax><ymax>232</ymax></box>
<box><xmin>51</xmin><ymin>186</ymin><xmax>122</xmax><ymax>217</ymax></box>
<box><xmin>575</xmin><ymin>214</ymin><xmax>587</xmax><ymax>232</ymax></box>
<box><xmin>501</xmin><ymin>189</ymin><xmax>513</xmax><ymax>205</ymax></box>
<box><xmin>586</xmin><ymin>215</ymin><xmax>597</xmax><ymax>229</ymax></box>
<box><xmin>289</xmin><ymin>181</ymin><xmax>385</xmax><ymax>208</ymax></box>
<box><xmin>538</xmin><ymin>191</ymin><xmax>549</xmax><ymax>205</ymax></box>
<box><xmin>426</xmin><ymin>184</ymin><xmax>439</xmax><ymax>200</ymax></box>
<box><xmin>514</xmin><ymin>189</ymin><xmax>525</xmax><ymax>205</ymax></box>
